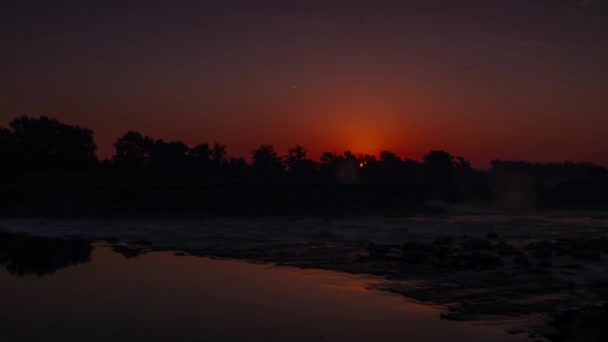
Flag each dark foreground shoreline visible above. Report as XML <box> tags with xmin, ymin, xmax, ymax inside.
<box><xmin>1</xmin><ymin>215</ymin><xmax>608</xmax><ymax>341</ymax></box>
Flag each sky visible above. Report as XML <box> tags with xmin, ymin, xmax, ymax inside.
<box><xmin>1</xmin><ymin>0</ymin><xmax>607</xmax><ymax>166</ymax></box>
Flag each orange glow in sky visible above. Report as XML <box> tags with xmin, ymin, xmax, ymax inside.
<box><xmin>1</xmin><ymin>1</ymin><xmax>607</xmax><ymax>167</ymax></box>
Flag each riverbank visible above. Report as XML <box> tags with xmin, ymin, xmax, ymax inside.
<box><xmin>2</xmin><ymin>214</ymin><xmax>608</xmax><ymax>340</ymax></box>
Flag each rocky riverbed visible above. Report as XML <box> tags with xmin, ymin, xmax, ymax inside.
<box><xmin>2</xmin><ymin>214</ymin><xmax>608</xmax><ymax>341</ymax></box>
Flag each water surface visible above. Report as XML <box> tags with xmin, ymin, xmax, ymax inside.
<box><xmin>0</xmin><ymin>246</ymin><xmax>524</xmax><ymax>341</ymax></box>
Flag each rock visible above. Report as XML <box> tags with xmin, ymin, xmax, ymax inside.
<box><xmin>595</xmin><ymin>278</ymin><xmax>608</xmax><ymax>288</ymax></box>
<box><xmin>402</xmin><ymin>241</ymin><xmax>430</xmax><ymax>253</ymax></box>
<box><xmin>128</xmin><ymin>239</ymin><xmax>152</xmax><ymax>246</ymax></box>
<box><xmin>402</xmin><ymin>241</ymin><xmax>432</xmax><ymax>264</ymax></box>
<box><xmin>367</xmin><ymin>242</ymin><xmax>391</xmax><ymax>257</ymax></box>
<box><xmin>451</xmin><ymin>253</ymin><xmax>504</xmax><ymax>270</ymax></box>
<box><xmin>525</xmin><ymin>240</ymin><xmax>554</xmax><ymax>258</ymax></box>
<box><xmin>506</xmin><ymin>328</ymin><xmax>525</xmax><ymax>335</ymax></box>
<box><xmin>434</xmin><ymin>236</ymin><xmax>454</xmax><ymax>246</ymax></box>
<box><xmin>432</xmin><ymin>246</ymin><xmax>452</xmax><ymax>260</ymax></box>
<box><xmin>486</xmin><ymin>231</ymin><xmax>499</xmax><ymax>239</ymax></box>
<box><xmin>546</xmin><ymin>305</ymin><xmax>608</xmax><ymax>342</ymax></box>
<box><xmin>101</xmin><ymin>236</ymin><xmax>120</xmax><ymax>244</ymax></box>
<box><xmin>440</xmin><ymin>311</ymin><xmax>465</xmax><ymax>321</ymax></box>
<box><xmin>496</xmin><ymin>241</ymin><xmax>520</xmax><ymax>256</ymax></box>
<box><xmin>513</xmin><ymin>255</ymin><xmax>532</xmax><ymax>268</ymax></box>
<box><xmin>112</xmin><ymin>245</ymin><xmax>141</xmax><ymax>259</ymax></box>
<box><xmin>460</xmin><ymin>237</ymin><xmax>494</xmax><ymax>251</ymax></box>
<box><xmin>553</xmin><ymin>237</ymin><xmax>606</xmax><ymax>260</ymax></box>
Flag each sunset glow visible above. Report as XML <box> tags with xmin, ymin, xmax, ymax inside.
<box><xmin>2</xmin><ymin>3</ymin><xmax>608</xmax><ymax>340</ymax></box>
<box><xmin>1</xmin><ymin>1</ymin><xmax>606</xmax><ymax>166</ymax></box>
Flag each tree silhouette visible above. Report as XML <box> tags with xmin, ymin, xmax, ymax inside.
<box><xmin>284</xmin><ymin>145</ymin><xmax>318</xmax><ymax>179</ymax></box>
<box><xmin>423</xmin><ymin>150</ymin><xmax>456</xmax><ymax>184</ymax></box>
<box><xmin>364</xmin><ymin>150</ymin><xmax>405</xmax><ymax>183</ymax></box>
<box><xmin>362</xmin><ymin>154</ymin><xmax>376</xmax><ymax>166</ymax></box>
<box><xmin>227</xmin><ymin>156</ymin><xmax>248</xmax><ymax>173</ymax></box>
<box><xmin>190</xmin><ymin>142</ymin><xmax>212</xmax><ymax>169</ymax></box>
<box><xmin>5</xmin><ymin>115</ymin><xmax>97</xmax><ymax>172</ymax></box>
<box><xmin>210</xmin><ymin>142</ymin><xmax>227</xmax><ymax>165</ymax></box>
<box><xmin>285</xmin><ymin>144</ymin><xmax>307</xmax><ymax>170</ymax></box>
<box><xmin>343</xmin><ymin>151</ymin><xmax>358</xmax><ymax>163</ymax></box>
<box><xmin>320</xmin><ymin>151</ymin><xmax>343</xmax><ymax>165</ymax></box>
<box><xmin>456</xmin><ymin>156</ymin><xmax>472</xmax><ymax>171</ymax></box>
<box><xmin>252</xmin><ymin>144</ymin><xmax>284</xmax><ymax>175</ymax></box>
<box><xmin>0</xmin><ymin>127</ymin><xmax>13</xmax><ymax>169</ymax></box>
<box><xmin>148</xmin><ymin>139</ymin><xmax>189</xmax><ymax>172</ymax></box>
<box><xmin>319</xmin><ymin>151</ymin><xmax>344</xmax><ymax>179</ymax></box>
<box><xmin>190</xmin><ymin>142</ymin><xmax>228</xmax><ymax>175</ymax></box>
<box><xmin>380</xmin><ymin>150</ymin><xmax>401</xmax><ymax>164</ymax></box>
<box><xmin>113</xmin><ymin>131</ymin><xmax>154</xmax><ymax>171</ymax></box>
<box><xmin>2</xmin><ymin>114</ymin><xmax>608</xmax><ymax>216</ymax></box>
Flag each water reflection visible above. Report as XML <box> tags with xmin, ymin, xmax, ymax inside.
<box><xmin>0</xmin><ymin>245</ymin><xmax>524</xmax><ymax>341</ymax></box>
<box><xmin>0</xmin><ymin>232</ymin><xmax>92</xmax><ymax>277</ymax></box>
<box><xmin>111</xmin><ymin>245</ymin><xmax>143</xmax><ymax>259</ymax></box>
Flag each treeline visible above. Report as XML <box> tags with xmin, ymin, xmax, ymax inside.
<box><xmin>1</xmin><ymin>115</ymin><xmax>607</xmax><ymax>217</ymax></box>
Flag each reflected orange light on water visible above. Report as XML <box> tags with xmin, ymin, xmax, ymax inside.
<box><xmin>0</xmin><ymin>246</ymin><xmax>521</xmax><ymax>341</ymax></box>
